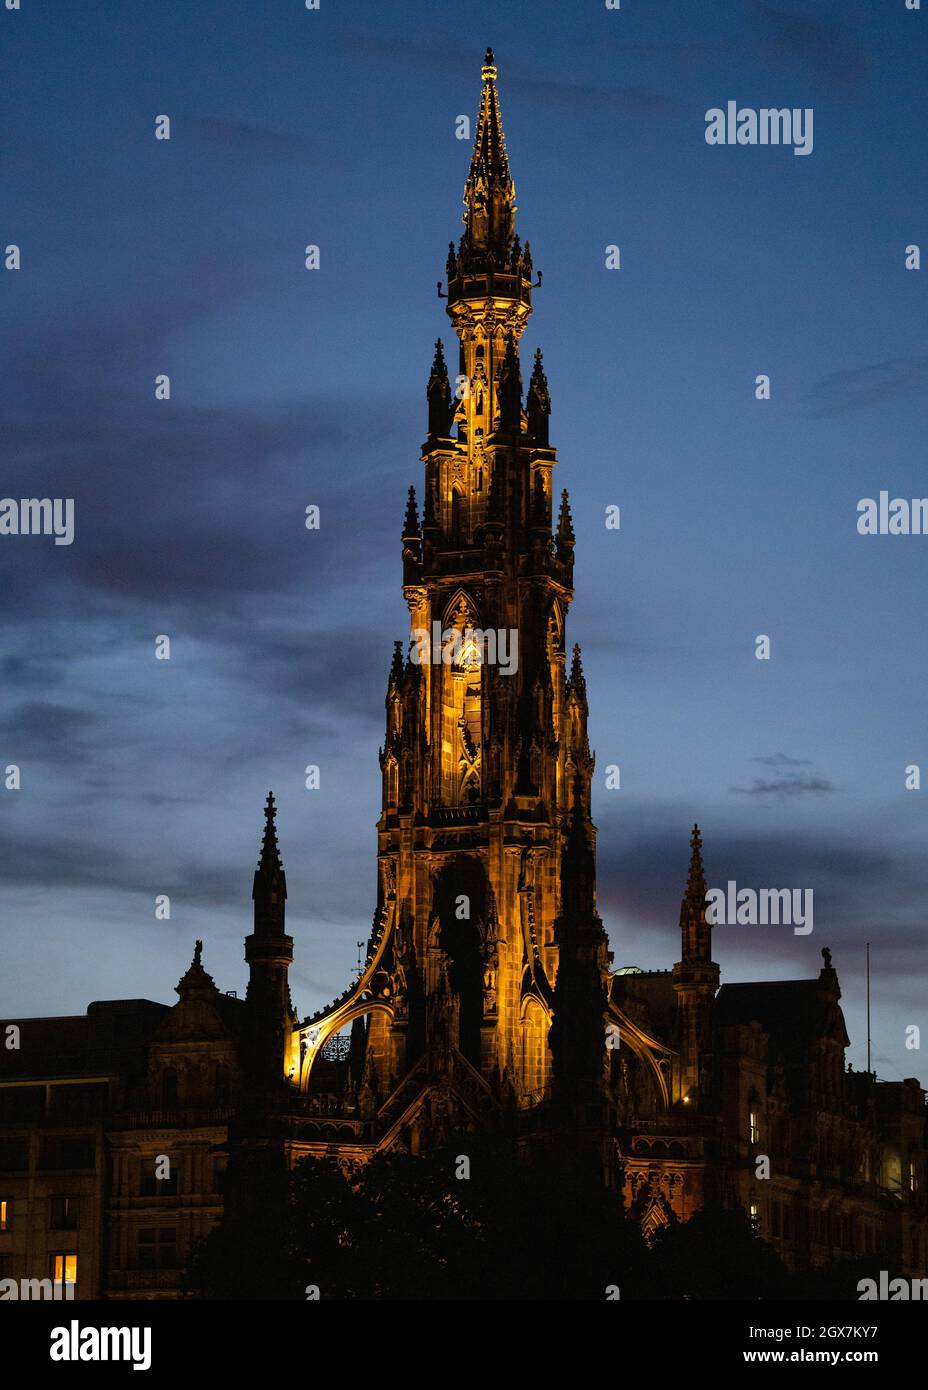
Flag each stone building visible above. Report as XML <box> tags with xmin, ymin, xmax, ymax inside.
<box><xmin>1</xmin><ymin>50</ymin><xmax>924</xmax><ymax>1298</ymax></box>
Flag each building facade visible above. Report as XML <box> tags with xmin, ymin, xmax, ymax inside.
<box><xmin>1</xmin><ymin>51</ymin><xmax>925</xmax><ymax>1298</ymax></box>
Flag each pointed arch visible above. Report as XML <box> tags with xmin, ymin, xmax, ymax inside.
<box><xmin>440</xmin><ymin>587</ymin><xmax>482</xmax><ymax>631</ymax></box>
<box><xmin>519</xmin><ymin>994</ymin><xmax>550</xmax><ymax>1099</ymax></box>
<box><xmin>438</xmin><ymin>590</ymin><xmax>484</xmax><ymax>805</ymax></box>
<box><xmin>450</xmin><ymin>487</ymin><xmax>464</xmax><ymax>544</ymax></box>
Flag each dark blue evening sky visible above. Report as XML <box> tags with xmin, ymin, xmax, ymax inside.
<box><xmin>2</xmin><ymin>0</ymin><xmax>926</xmax><ymax>1082</ymax></box>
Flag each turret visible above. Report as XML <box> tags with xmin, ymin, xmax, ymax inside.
<box><xmin>672</xmin><ymin>825</ymin><xmax>720</xmax><ymax>1106</ymax></box>
<box><xmin>527</xmin><ymin>349</ymin><xmax>551</xmax><ymax>445</ymax></box>
<box><xmin>426</xmin><ymin>340</ymin><xmax>454</xmax><ymax>439</ymax></box>
<box><xmin>244</xmin><ymin>793</ymin><xmax>296</xmax><ymax>1094</ymax></box>
<box><xmin>549</xmin><ymin>787</ymin><xmax>610</xmax><ymax>1135</ymax></box>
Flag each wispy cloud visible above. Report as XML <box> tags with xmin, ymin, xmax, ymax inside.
<box><xmin>730</xmin><ymin>776</ymin><xmax>835</xmax><ymax>798</ymax></box>
<box><xmin>803</xmin><ymin>356</ymin><xmax>928</xmax><ymax>418</ymax></box>
<box><xmin>730</xmin><ymin>754</ymin><xmax>833</xmax><ymax>797</ymax></box>
<box><xmin>747</xmin><ymin>0</ymin><xmax>872</xmax><ymax>92</ymax></box>
<box><xmin>194</xmin><ymin>117</ymin><xmax>319</xmax><ymax>159</ymax></box>
<box><xmin>334</xmin><ymin>30</ymin><xmax>682</xmax><ymax>117</ymax></box>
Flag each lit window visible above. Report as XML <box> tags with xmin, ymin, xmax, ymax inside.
<box><xmin>749</xmin><ymin>1203</ymin><xmax>759</xmax><ymax>1231</ymax></box>
<box><xmin>0</xmin><ymin>1198</ymin><xmax>10</xmax><ymax>1231</ymax></box>
<box><xmin>49</xmin><ymin>1253</ymin><xmax>77</xmax><ymax>1289</ymax></box>
<box><xmin>910</xmin><ymin>1161</ymin><xmax>919</xmax><ymax>1193</ymax></box>
<box><xmin>749</xmin><ymin>1110</ymin><xmax>759</xmax><ymax>1143</ymax></box>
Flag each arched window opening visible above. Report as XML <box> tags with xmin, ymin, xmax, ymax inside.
<box><xmin>440</xmin><ymin>598</ymin><xmax>482</xmax><ymax>806</ymax></box>
<box><xmin>450</xmin><ymin>488</ymin><xmax>464</xmax><ymax>545</ymax></box>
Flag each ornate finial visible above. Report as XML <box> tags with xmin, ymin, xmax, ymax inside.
<box><xmin>403</xmin><ymin>485</ymin><xmax>420</xmax><ymax>540</ymax></box>
<box><xmin>527</xmin><ymin>347</ymin><xmax>550</xmax><ymax>397</ymax></box>
<box><xmin>569</xmin><ymin>643</ymin><xmax>585</xmax><ymax>688</ymax></box>
<box><xmin>426</xmin><ymin>340</ymin><xmax>452</xmax><ymax>436</ymax></box>
<box><xmin>497</xmin><ymin>330</ymin><xmax>522</xmax><ymax>428</ymax></box>
<box><xmin>463</xmin><ymin>48</ymin><xmax>514</xmax><ymax>259</ymax></box>
<box><xmin>821</xmin><ymin>945</ymin><xmax>833</xmax><ymax>969</ymax></box>
<box><xmin>528</xmin><ymin>348</ymin><xmax>550</xmax><ymax>442</ymax></box>
<box><xmin>685</xmin><ymin>824</ymin><xmax>706</xmax><ymax>902</ymax></box>
<box><xmin>256</xmin><ymin>792</ymin><xmax>284</xmax><ymax>877</ymax></box>
<box><xmin>193</xmin><ymin>939</ymin><xmax>203</xmax><ymax>967</ymax></box>
<box><xmin>556</xmin><ymin>489</ymin><xmax>575</xmax><ymax>547</ymax></box>
<box><xmin>389</xmin><ymin>639</ymin><xmax>404</xmax><ymax>686</ymax></box>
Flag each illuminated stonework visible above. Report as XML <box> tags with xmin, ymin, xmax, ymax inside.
<box><xmin>290</xmin><ymin>50</ymin><xmax>671</xmax><ymax>1167</ymax></box>
<box><xmin>3</xmin><ymin>53</ymin><xmax>925</xmax><ymax>1299</ymax></box>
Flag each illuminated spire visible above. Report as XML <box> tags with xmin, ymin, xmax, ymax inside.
<box><xmin>463</xmin><ymin>47</ymin><xmax>516</xmax><ymax>258</ymax></box>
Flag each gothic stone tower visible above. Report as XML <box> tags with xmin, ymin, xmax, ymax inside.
<box><xmin>296</xmin><ymin>52</ymin><xmax>608</xmax><ymax>1137</ymax></box>
<box><xmin>370</xmin><ymin>48</ymin><xmax>602</xmax><ymax>1115</ymax></box>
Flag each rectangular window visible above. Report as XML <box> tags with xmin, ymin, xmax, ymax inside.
<box><xmin>49</xmin><ymin>1253</ymin><xmax>77</xmax><ymax>1289</ymax></box>
<box><xmin>749</xmin><ymin>1110</ymin><xmax>759</xmax><ymax>1143</ymax></box>
<box><xmin>0</xmin><ymin>1198</ymin><xmax>10</xmax><ymax>1231</ymax></box>
<box><xmin>140</xmin><ymin>1162</ymin><xmax>179</xmax><ymax>1197</ymax></box>
<box><xmin>771</xmin><ymin>1201</ymin><xmax>781</xmax><ymax>1237</ymax></box>
<box><xmin>37</xmin><ymin>1136</ymin><xmax>95</xmax><ymax>1171</ymax></box>
<box><xmin>0</xmin><ymin>1139</ymin><xmax>29</xmax><ymax>1171</ymax></box>
<box><xmin>50</xmin><ymin>1194</ymin><xmax>79</xmax><ymax>1230</ymax></box>
<box><xmin>137</xmin><ymin>1227</ymin><xmax>177</xmax><ymax>1270</ymax></box>
<box><xmin>212</xmin><ymin>1155</ymin><xmax>228</xmax><ymax>1194</ymax></box>
<box><xmin>749</xmin><ymin>1203</ymin><xmax>759</xmax><ymax>1231</ymax></box>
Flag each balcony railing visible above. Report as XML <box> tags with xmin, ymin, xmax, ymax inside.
<box><xmin>110</xmin><ymin>1107</ymin><xmax>234</xmax><ymax>1130</ymax></box>
<box><xmin>107</xmin><ymin>1268</ymin><xmax>183</xmax><ymax>1291</ymax></box>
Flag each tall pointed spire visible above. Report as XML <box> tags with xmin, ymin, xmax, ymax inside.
<box><xmin>556</xmin><ymin>488</ymin><xmax>575</xmax><ymax>551</ymax></box>
<box><xmin>244</xmin><ymin>792</ymin><xmax>296</xmax><ymax>1093</ymax></box>
<box><xmin>388</xmin><ymin>638</ymin><xmax>404</xmax><ymax>688</ymax></box>
<box><xmin>550</xmin><ymin>776</ymin><xmax>610</xmax><ymax>1136</ymax></box>
<box><xmin>426</xmin><ymin>339</ymin><xmax>453</xmax><ymax>437</ymax></box>
<box><xmin>252</xmin><ymin>792</ymin><xmax>286</xmax><ymax>934</ymax></box>
<box><xmin>497</xmin><ymin>329</ymin><xmax>522</xmax><ymax>429</ymax></box>
<box><xmin>402</xmin><ymin>485</ymin><xmax>420</xmax><ymax>542</ymax></box>
<box><xmin>673</xmin><ymin>823</ymin><xmax>719</xmax><ymax>1106</ymax></box>
<box><xmin>527</xmin><ymin>348</ymin><xmax>551</xmax><ymax>444</ymax></box>
<box><xmin>463</xmin><ymin>48</ymin><xmax>516</xmax><ymax>259</ymax></box>
<box><xmin>685</xmin><ymin>824</ymin><xmax>706</xmax><ymax>904</ymax></box>
<box><xmin>568</xmin><ymin>643</ymin><xmax>586</xmax><ymax>698</ymax></box>
<box><xmin>679</xmin><ymin>823</ymin><xmax>711</xmax><ymax>965</ymax></box>
<box><xmin>560</xmin><ymin>777</ymin><xmax>596</xmax><ymax>920</ymax></box>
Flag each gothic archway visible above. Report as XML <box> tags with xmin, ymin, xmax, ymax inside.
<box><xmin>429</xmin><ymin>857</ymin><xmax>488</xmax><ymax>1068</ymax></box>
